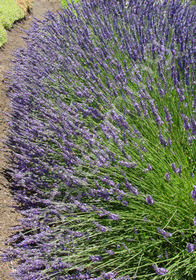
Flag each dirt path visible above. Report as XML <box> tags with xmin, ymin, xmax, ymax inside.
<box><xmin>0</xmin><ymin>1</ymin><xmax>62</xmax><ymax>279</ymax></box>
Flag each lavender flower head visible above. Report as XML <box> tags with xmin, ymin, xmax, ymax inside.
<box><xmin>165</xmin><ymin>172</ymin><xmax>170</xmax><ymax>182</ymax></box>
<box><xmin>152</xmin><ymin>264</ymin><xmax>168</xmax><ymax>275</ymax></box>
<box><xmin>186</xmin><ymin>243</ymin><xmax>195</xmax><ymax>253</ymax></box>
<box><xmin>89</xmin><ymin>255</ymin><xmax>102</xmax><ymax>262</ymax></box>
<box><xmin>157</xmin><ymin>227</ymin><xmax>172</xmax><ymax>238</ymax></box>
<box><xmin>191</xmin><ymin>185</ymin><xmax>196</xmax><ymax>203</ymax></box>
<box><xmin>146</xmin><ymin>194</ymin><xmax>154</xmax><ymax>205</ymax></box>
<box><xmin>164</xmin><ymin>106</ymin><xmax>173</xmax><ymax>125</ymax></box>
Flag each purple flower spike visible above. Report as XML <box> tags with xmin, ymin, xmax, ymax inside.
<box><xmin>143</xmin><ymin>217</ymin><xmax>148</xmax><ymax>223</ymax></box>
<box><xmin>130</xmin><ymin>186</ymin><xmax>139</xmax><ymax>196</ymax></box>
<box><xmin>164</xmin><ymin>106</ymin><xmax>173</xmax><ymax>125</ymax></box>
<box><xmin>146</xmin><ymin>194</ymin><xmax>154</xmax><ymax>205</ymax></box>
<box><xmin>194</xmin><ymin>217</ymin><xmax>196</xmax><ymax>226</ymax></box>
<box><xmin>181</xmin><ymin>113</ymin><xmax>191</xmax><ymax>130</ymax></box>
<box><xmin>186</xmin><ymin>243</ymin><xmax>195</xmax><ymax>253</ymax></box>
<box><xmin>157</xmin><ymin>227</ymin><xmax>172</xmax><ymax>238</ymax></box>
<box><xmin>191</xmin><ymin>185</ymin><xmax>196</xmax><ymax>202</ymax></box>
<box><xmin>92</xmin><ymin>221</ymin><xmax>109</xmax><ymax>232</ymax></box>
<box><xmin>152</xmin><ymin>264</ymin><xmax>168</xmax><ymax>275</ymax></box>
<box><xmin>176</xmin><ymin>165</ymin><xmax>182</xmax><ymax>177</ymax></box>
<box><xmin>165</xmin><ymin>172</ymin><xmax>170</xmax><ymax>182</ymax></box>
<box><xmin>190</xmin><ymin>116</ymin><xmax>196</xmax><ymax>135</ymax></box>
<box><xmin>147</xmin><ymin>164</ymin><xmax>152</xmax><ymax>171</ymax></box>
<box><xmin>89</xmin><ymin>255</ymin><xmax>102</xmax><ymax>262</ymax></box>
<box><xmin>159</xmin><ymin>131</ymin><xmax>167</xmax><ymax>147</ymax></box>
<box><xmin>171</xmin><ymin>163</ymin><xmax>177</xmax><ymax>173</ymax></box>
<box><xmin>101</xmin><ymin>272</ymin><xmax>116</xmax><ymax>279</ymax></box>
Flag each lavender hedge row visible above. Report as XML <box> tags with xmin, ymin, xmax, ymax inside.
<box><xmin>1</xmin><ymin>0</ymin><xmax>196</xmax><ymax>279</ymax></box>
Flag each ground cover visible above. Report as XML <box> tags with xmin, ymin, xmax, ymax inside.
<box><xmin>1</xmin><ymin>0</ymin><xmax>196</xmax><ymax>279</ymax></box>
<box><xmin>0</xmin><ymin>0</ymin><xmax>33</xmax><ymax>48</ymax></box>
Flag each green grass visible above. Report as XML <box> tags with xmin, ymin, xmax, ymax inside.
<box><xmin>0</xmin><ymin>0</ymin><xmax>25</xmax><ymax>47</ymax></box>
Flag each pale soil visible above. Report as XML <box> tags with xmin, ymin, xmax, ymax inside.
<box><xmin>16</xmin><ymin>0</ymin><xmax>34</xmax><ymax>15</ymax></box>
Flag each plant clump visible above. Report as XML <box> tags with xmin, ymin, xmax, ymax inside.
<box><xmin>1</xmin><ymin>0</ymin><xmax>196</xmax><ymax>279</ymax></box>
<box><xmin>0</xmin><ymin>0</ymin><xmax>33</xmax><ymax>48</ymax></box>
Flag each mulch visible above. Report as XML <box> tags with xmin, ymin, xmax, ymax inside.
<box><xmin>0</xmin><ymin>1</ymin><xmax>62</xmax><ymax>279</ymax></box>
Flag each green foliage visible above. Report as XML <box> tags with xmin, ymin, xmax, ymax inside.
<box><xmin>61</xmin><ymin>0</ymin><xmax>80</xmax><ymax>8</ymax></box>
<box><xmin>0</xmin><ymin>0</ymin><xmax>24</xmax><ymax>47</ymax></box>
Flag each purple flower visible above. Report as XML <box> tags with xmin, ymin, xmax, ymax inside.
<box><xmin>130</xmin><ymin>186</ymin><xmax>139</xmax><ymax>196</ymax></box>
<box><xmin>102</xmin><ymin>249</ymin><xmax>115</xmax><ymax>255</ymax></box>
<box><xmin>89</xmin><ymin>255</ymin><xmax>102</xmax><ymax>262</ymax></box>
<box><xmin>149</xmin><ymin>99</ymin><xmax>163</xmax><ymax>126</ymax></box>
<box><xmin>92</xmin><ymin>221</ymin><xmax>110</xmax><ymax>232</ymax></box>
<box><xmin>164</xmin><ymin>106</ymin><xmax>173</xmax><ymax>125</ymax></box>
<box><xmin>100</xmin><ymin>209</ymin><xmax>120</xmax><ymax>220</ymax></box>
<box><xmin>191</xmin><ymin>185</ymin><xmax>196</xmax><ymax>202</ymax></box>
<box><xmin>157</xmin><ymin>227</ymin><xmax>172</xmax><ymax>238</ymax></box>
<box><xmin>139</xmin><ymin>98</ymin><xmax>149</xmax><ymax>118</ymax></box>
<box><xmin>176</xmin><ymin>165</ymin><xmax>182</xmax><ymax>177</ymax></box>
<box><xmin>181</xmin><ymin>113</ymin><xmax>191</xmax><ymax>130</ymax></box>
<box><xmin>194</xmin><ymin>217</ymin><xmax>196</xmax><ymax>226</ymax></box>
<box><xmin>190</xmin><ymin>116</ymin><xmax>196</xmax><ymax>135</ymax></box>
<box><xmin>147</xmin><ymin>164</ymin><xmax>152</xmax><ymax>170</ymax></box>
<box><xmin>122</xmin><ymin>200</ymin><xmax>128</xmax><ymax>206</ymax></box>
<box><xmin>146</xmin><ymin>195</ymin><xmax>154</xmax><ymax>205</ymax></box>
<box><xmin>168</xmin><ymin>136</ymin><xmax>172</xmax><ymax>146</ymax></box>
<box><xmin>152</xmin><ymin>264</ymin><xmax>168</xmax><ymax>275</ymax></box>
<box><xmin>193</xmin><ymin>95</ymin><xmax>196</xmax><ymax>109</ymax></box>
<box><xmin>165</xmin><ymin>172</ymin><xmax>170</xmax><ymax>182</ymax></box>
<box><xmin>187</xmin><ymin>243</ymin><xmax>195</xmax><ymax>253</ymax></box>
<box><xmin>157</xmin><ymin>81</ymin><xmax>165</xmax><ymax>98</ymax></box>
<box><xmin>143</xmin><ymin>217</ymin><xmax>148</xmax><ymax>223</ymax></box>
<box><xmin>101</xmin><ymin>272</ymin><xmax>116</xmax><ymax>279</ymax></box>
<box><xmin>159</xmin><ymin>131</ymin><xmax>168</xmax><ymax>147</ymax></box>
<box><xmin>124</xmin><ymin>180</ymin><xmax>139</xmax><ymax>195</ymax></box>
<box><xmin>118</xmin><ymin>161</ymin><xmax>137</xmax><ymax>168</ymax></box>
<box><xmin>171</xmin><ymin>163</ymin><xmax>177</xmax><ymax>173</ymax></box>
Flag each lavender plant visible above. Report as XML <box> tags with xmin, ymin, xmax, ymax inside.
<box><xmin>1</xmin><ymin>0</ymin><xmax>196</xmax><ymax>279</ymax></box>
<box><xmin>61</xmin><ymin>0</ymin><xmax>80</xmax><ymax>7</ymax></box>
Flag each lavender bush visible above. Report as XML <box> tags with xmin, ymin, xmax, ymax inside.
<box><xmin>61</xmin><ymin>0</ymin><xmax>80</xmax><ymax>7</ymax></box>
<box><xmin>1</xmin><ymin>0</ymin><xmax>196</xmax><ymax>279</ymax></box>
